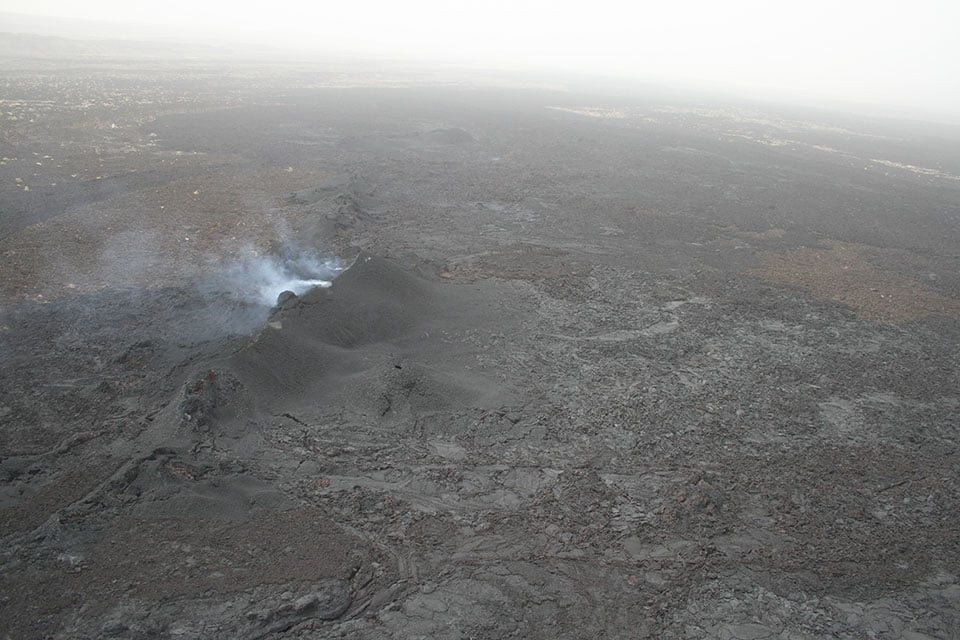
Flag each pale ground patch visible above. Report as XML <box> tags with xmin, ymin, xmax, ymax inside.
<box><xmin>547</xmin><ymin>106</ymin><xmax>628</xmax><ymax>119</ymax></box>
<box><xmin>746</xmin><ymin>240</ymin><xmax>960</xmax><ymax>323</ymax></box>
<box><xmin>735</xmin><ymin>228</ymin><xmax>786</xmax><ymax>240</ymax></box>
<box><xmin>870</xmin><ymin>159</ymin><xmax>960</xmax><ymax>181</ymax></box>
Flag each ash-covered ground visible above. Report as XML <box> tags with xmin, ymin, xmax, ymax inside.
<box><xmin>1</xmin><ymin>55</ymin><xmax>960</xmax><ymax>639</ymax></box>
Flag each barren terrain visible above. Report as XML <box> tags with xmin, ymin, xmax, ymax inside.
<box><xmin>1</xmin><ymin>53</ymin><xmax>959</xmax><ymax>639</ymax></box>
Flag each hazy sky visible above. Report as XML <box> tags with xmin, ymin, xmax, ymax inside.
<box><xmin>4</xmin><ymin>0</ymin><xmax>959</xmax><ymax>115</ymax></box>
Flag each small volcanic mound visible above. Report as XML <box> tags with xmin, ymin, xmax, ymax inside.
<box><xmin>286</xmin><ymin>173</ymin><xmax>373</xmax><ymax>206</ymax></box>
<box><xmin>420</xmin><ymin>127</ymin><xmax>476</xmax><ymax>145</ymax></box>
<box><xmin>285</xmin><ymin>175</ymin><xmax>375</xmax><ymax>251</ymax></box>
<box><xmin>276</xmin><ymin>253</ymin><xmax>437</xmax><ymax>348</ymax></box>
<box><xmin>229</xmin><ymin>254</ymin><xmax>511</xmax><ymax>416</ymax></box>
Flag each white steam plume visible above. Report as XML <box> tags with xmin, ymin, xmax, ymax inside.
<box><xmin>217</xmin><ymin>248</ymin><xmax>344</xmax><ymax>307</ymax></box>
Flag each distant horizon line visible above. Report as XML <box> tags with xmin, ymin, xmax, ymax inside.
<box><xmin>1</xmin><ymin>9</ymin><xmax>959</xmax><ymax>128</ymax></box>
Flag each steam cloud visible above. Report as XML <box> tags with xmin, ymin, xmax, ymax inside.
<box><xmin>216</xmin><ymin>248</ymin><xmax>344</xmax><ymax>307</ymax></box>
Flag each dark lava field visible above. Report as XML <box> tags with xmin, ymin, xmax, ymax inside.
<box><xmin>1</xmin><ymin>56</ymin><xmax>959</xmax><ymax>639</ymax></box>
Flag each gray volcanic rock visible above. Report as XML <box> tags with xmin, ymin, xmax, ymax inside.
<box><xmin>2</xmin><ymin>62</ymin><xmax>959</xmax><ymax>640</ymax></box>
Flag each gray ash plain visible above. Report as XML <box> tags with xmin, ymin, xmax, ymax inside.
<box><xmin>1</xmin><ymin>58</ymin><xmax>960</xmax><ymax>639</ymax></box>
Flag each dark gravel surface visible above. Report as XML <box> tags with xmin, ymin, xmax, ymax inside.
<box><xmin>1</xmin><ymin>58</ymin><xmax>959</xmax><ymax>639</ymax></box>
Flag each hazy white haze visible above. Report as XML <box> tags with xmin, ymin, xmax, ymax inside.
<box><xmin>3</xmin><ymin>0</ymin><xmax>959</xmax><ymax>119</ymax></box>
